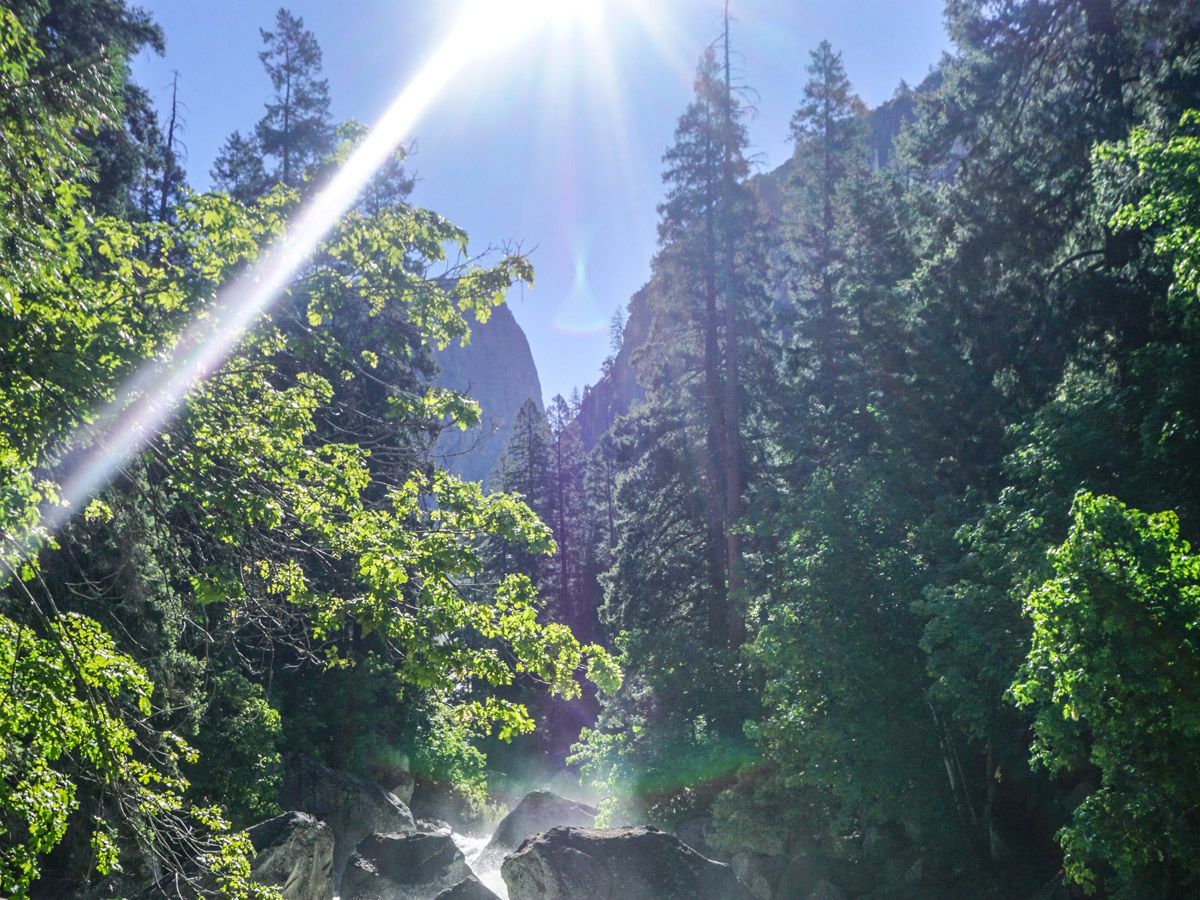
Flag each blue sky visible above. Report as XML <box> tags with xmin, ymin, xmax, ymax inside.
<box><xmin>132</xmin><ymin>1</ymin><xmax>949</xmax><ymax>403</ymax></box>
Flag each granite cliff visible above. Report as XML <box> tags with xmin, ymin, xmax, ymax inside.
<box><xmin>433</xmin><ymin>303</ymin><xmax>544</xmax><ymax>485</ymax></box>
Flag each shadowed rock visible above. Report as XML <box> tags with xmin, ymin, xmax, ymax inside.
<box><xmin>246</xmin><ymin>812</ymin><xmax>335</xmax><ymax>900</ymax></box>
<box><xmin>341</xmin><ymin>831</ymin><xmax>470</xmax><ymax>900</ymax></box>
<box><xmin>434</xmin><ymin>873</ymin><xmax>503</xmax><ymax>899</ymax></box>
<box><xmin>807</xmin><ymin>879</ymin><xmax>847</xmax><ymax>900</ymax></box>
<box><xmin>485</xmin><ymin>791</ymin><xmax>596</xmax><ymax>853</ymax></box>
<box><xmin>281</xmin><ymin>757</ymin><xmax>415</xmax><ymax>890</ymax></box>
<box><xmin>501</xmin><ymin>826</ymin><xmax>754</xmax><ymax>900</ymax></box>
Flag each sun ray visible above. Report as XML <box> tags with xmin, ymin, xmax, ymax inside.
<box><xmin>32</xmin><ymin>0</ymin><xmax>634</xmax><ymax>553</ymax></box>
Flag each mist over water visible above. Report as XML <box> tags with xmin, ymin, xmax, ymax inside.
<box><xmin>453</xmin><ymin>829</ymin><xmax>509</xmax><ymax>899</ymax></box>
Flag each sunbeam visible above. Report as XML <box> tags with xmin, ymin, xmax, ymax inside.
<box><xmin>32</xmin><ymin>0</ymin><xmax>631</xmax><ymax>551</ymax></box>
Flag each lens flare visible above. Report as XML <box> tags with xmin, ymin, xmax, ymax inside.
<box><xmin>554</xmin><ymin>238</ymin><xmax>607</xmax><ymax>336</ymax></box>
<box><xmin>30</xmin><ymin>0</ymin><xmax>613</xmax><ymax>551</ymax></box>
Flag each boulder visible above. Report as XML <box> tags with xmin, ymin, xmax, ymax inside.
<box><xmin>416</xmin><ymin>817</ymin><xmax>453</xmax><ymax>836</ymax></box>
<box><xmin>730</xmin><ymin>850</ymin><xmax>791</xmax><ymax>900</ymax></box>
<box><xmin>807</xmin><ymin>880</ymin><xmax>846</xmax><ymax>900</ymax></box>
<box><xmin>434</xmin><ymin>873</ymin><xmax>503</xmax><ymax>899</ymax></box>
<box><xmin>341</xmin><ymin>831</ymin><xmax>471</xmax><ymax>900</ymax></box>
<box><xmin>486</xmin><ymin>791</ymin><xmax>597</xmax><ymax>853</ymax></box>
<box><xmin>281</xmin><ymin>757</ymin><xmax>415</xmax><ymax>888</ymax></box>
<box><xmin>501</xmin><ymin>826</ymin><xmax>754</xmax><ymax>900</ymax></box>
<box><xmin>388</xmin><ymin>771</ymin><xmax>416</xmax><ymax>806</ymax></box>
<box><xmin>246</xmin><ymin>812</ymin><xmax>335</xmax><ymax>900</ymax></box>
<box><xmin>367</xmin><ymin>754</ymin><xmax>415</xmax><ymax>807</ymax></box>
<box><xmin>673</xmin><ymin>816</ymin><xmax>717</xmax><ymax>858</ymax></box>
<box><xmin>410</xmin><ymin>777</ymin><xmax>478</xmax><ymax>832</ymax></box>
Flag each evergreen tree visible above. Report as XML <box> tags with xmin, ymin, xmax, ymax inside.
<box><xmin>783</xmin><ymin>41</ymin><xmax>869</xmax><ymax>447</ymax></box>
<box><xmin>212</xmin><ymin>129</ymin><xmax>270</xmax><ymax>203</ymax></box>
<box><xmin>652</xmin><ymin>41</ymin><xmax>760</xmax><ymax>645</ymax></box>
<box><xmin>256</xmin><ymin>7</ymin><xmax>333</xmax><ymax>188</ymax></box>
<box><xmin>492</xmin><ymin>398</ymin><xmax>554</xmax><ymax>583</ymax></box>
<box><xmin>211</xmin><ymin>7</ymin><xmax>334</xmax><ymax>199</ymax></box>
<box><xmin>575</xmin><ymin>31</ymin><xmax>770</xmax><ymax>825</ymax></box>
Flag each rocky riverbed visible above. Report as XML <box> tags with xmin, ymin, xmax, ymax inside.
<box><xmin>235</xmin><ymin>757</ymin><xmax>759</xmax><ymax>900</ymax></box>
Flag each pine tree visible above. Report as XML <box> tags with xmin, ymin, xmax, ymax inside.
<box><xmin>784</xmin><ymin>41</ymin><xmax>869</xmax><ymax>449</ymax></box>
<box><xmin>256</xmin><ymin>7</ymin><xmax>333</xmax><ymax>187</ymax></box>
<box><xmin>211</xmin><ymin>7</ymin><xmax>334</xmax><ymax>199</ymax></box>
<box><xmin>212</xmin><ymin>130</ymin><xmax>270</xmax><ymax>202</ymax></box>
<box><xmin>651</xmin><ymin>42</ymin><xmax>760</xmax><ymax>646</ymax></box>
<box><xmin>545</xmin><ymin>393</ymin><xmax>590</xmax><ymax>636</ymax></box>
<box><xmin>574</xmin><ymin>31</ymin><xmax>769</xmax><ymax>824</ymax></box>
<box><xmin>492</xmin><ymin>398</ymin><xmax>554</xmax><ymax>584</ymax></box>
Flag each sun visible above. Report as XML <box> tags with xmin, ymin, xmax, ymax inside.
<box><xmin>452</xmin><ymin>0</ymin><xmax>610</xmax><ymax>54</ymax></box>
<box><xmin>35</xmin><ymin>0</ymin><xmax>685</xmax><ymax>550</ymax></box>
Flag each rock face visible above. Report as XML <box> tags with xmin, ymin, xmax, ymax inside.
<box><xmin>730</xmin><ymin>851</ymin><xmax>789</xmax><ymax>900</ymax></box>
<box><xmin>486</xmin><ymin>791</ymin><xmax>597</xmax><ymax>853</ymax></box>
<box><xmin>501</xmin><ymin>826</ymin><xmax>754</xmax><ymax>900</ymax></box>
<box><xmin>434</xmin><ymin>873</ymin><xmax>503</xmax><ymax>899</ymax></box>
<box><xmin>341</xmin><ymin>832</ymin><xmax>470</xmax><ymax>900</ymax></box>
<box><xmin>433</xmin><ymin>302</ymin><xmax>544</xmax><ymax>485</ymax></box>
<box><xmin>576</xmin><ymin>289</ymin><xmax>649</xmax><ymax>453</ymax></box>
<box><xmin>246</xmin><ymin>812</ymin><xmax>335</xmax><ymax>900</ymax></box>
<box><xmin>280</xmin><ymin>757</ymin><xmax>415</xmax><ymax>889</ymax></box>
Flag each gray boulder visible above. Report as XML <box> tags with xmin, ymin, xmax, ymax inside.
<box><xmin>730</xmin><ymin>850</ymin><xmax>791</xmax><ymax>900</ymax></box>
<box><xmin>281</xmin><ymin>757</ymin><xmax>415</xmax><ymax>889</ymax></box>
<box><xmin>486</xmin><ymin>791</ymin><xmax>596</xmax><ymax>853</ymax></box>
<box><xmin>341</xmin><ymin>831</ymin><xmax>471</xmax><ymax>900</ymax></box>
<box><xmin>434</xmin><ymin>874</ymin><xmax>503</xmax><ymax>899</ymax></box>
<box><xmin>388</xmin><ymin>771</ymin><xmax>415</xmax><ymax>806</ymax></box>
<box><xmin>409</xmin><ymin>777</ymin><xmax>480</xmax><ymax>833</ymax></box>
<box><xmin>246</xmin><ymin>812</ymin><xmax>335</xmax><ymax>900</ymax></box>
<box><xmin>501</xmin><ymin>826</ymin><xmax>754</xmax><ymax>900</ymax></box>
<box><xmin>807</xmin><ymin>880</ymin><xmax>847</xmax><ymax>900</ymax></box>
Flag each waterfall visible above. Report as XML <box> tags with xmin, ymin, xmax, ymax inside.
<box><xmin>452</xmin><ymin>829</ymin><xmax>509</xmax><ymax>898</ymax></box>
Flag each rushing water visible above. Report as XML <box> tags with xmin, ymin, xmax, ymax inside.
<box><xmin>452</xmin><ymin>830</ymin><xmax>509</xmax><ymax>899</ymax></box>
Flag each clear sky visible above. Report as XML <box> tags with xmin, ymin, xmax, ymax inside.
<box><xmin>132</xmin><ymin>0</ymin><xmax>948</xmax><ymax>403</ymax></box>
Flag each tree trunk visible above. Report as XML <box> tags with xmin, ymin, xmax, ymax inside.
<box><xmin>703</xmin><ymin>92</ymin><xmax>729</xmax><ymax>646</ymax></box>
<box><xmin>720</xmin><ymin>4</ymin><xmax>746</xmax><ymax>646</ymax></box>
<box><xmin>157</xmin><ymin>71</ymin><xmax>180</xmax><ymax>223</ymax></box>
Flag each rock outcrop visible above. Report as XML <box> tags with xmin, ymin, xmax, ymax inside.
<box><xmin>576</xmin><ymin>289</ymin><xmax>649</xmax><ymax>452</ymax></box>
<box><xmin>501</xmin><ymin>826</ymin><xmax>754</xmax><ymax>900</ymax></box>
<box><xmin>341</xmin><ymin>831</ymin><xmax>470</xmax><ymax>900</ymax></box>
<box><xmin>245</xmin><ymin>812</ymin><xmax>335</xmax><ymax>900</ymax></box>
<box><xmin>730</xmin><ymin>850</ymin><xmax>790</xmax><ymax>900</ymax></box>
<box><xmin>433</xmin><ymin>302</ymin><xmax>544</xmax><ymax>485</ymax></box>
<box><xmin>434</xmin><ymin>873</ymin><xmax>503</xmax><ymax>899</ymax></box>
<box><xmin>485</xmin><ymin>791</ymin><xmax>597</xmax><ymax>853</ymax></box>
<box><xmin>280</xmin><ymin>757</ymin><xmax>415</xmax><ymax>889</ymax></box>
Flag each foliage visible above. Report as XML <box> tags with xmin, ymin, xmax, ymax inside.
<box><xmin>580</xmin><ymin>4</ymin><xmax>1200</xmax><ymax>896</ymax></box>
<box><xmin>13</xmin><ymin>0</ymin><xmax>1200</xmax><ymax>896</ymax></box>
<box><xmin>1012</xmin><ymin>493</ymin><xmax>1200</xmax><ymax>895</ymax></box>
<box><xmin>0</xmin><ymin>3</ymin><xmax>620</xmax><ymax>893</ymax></box>
<box><xmin>1103</xmin><ymin>110</ymin><xmax>1200</xmax><ymax>326</ymax></box>
<box><xmin>187</xmin><ymin>672</ymin><xmax>283</xmax><ymax>826</ymax></box>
